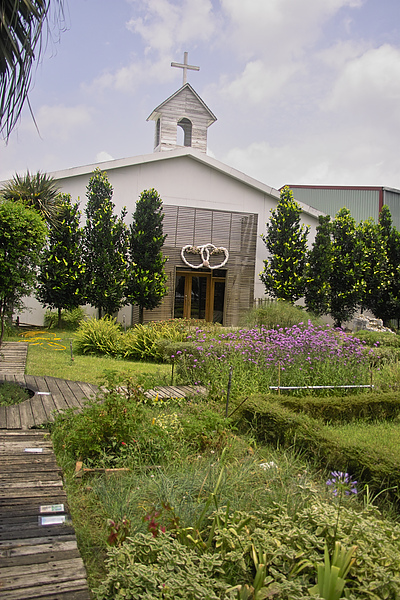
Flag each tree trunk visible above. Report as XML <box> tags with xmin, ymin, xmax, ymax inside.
<box><xmin>57</xmin><ymin>307</ymin><xmax>62</xmax><ymax>329</ymax></box>
<box><xmin>139</xmin><ymin>305</ymin><xmax>144</xmax><ymax>324</ymax></box>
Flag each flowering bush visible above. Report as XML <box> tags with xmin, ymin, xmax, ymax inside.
<box><xmin>175</xmin><ymin>322</ymin><xmax>372</xmax><ymax>399</ymax></box>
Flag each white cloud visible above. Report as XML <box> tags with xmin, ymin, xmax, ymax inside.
<box><xmin>223</xmin><ymin>59</ymin><xmax>299</xmax><ymax>104</ymax></box>
<box><xmin>24</xmin><ymin>104</ymin><xmax>94</xmax><ymax>142</ymax></box>
<box><xmin>127</xmin><ymin>0</ymin><xmax>216</xmax><ymax>53</ymax></box>
<box><xmin>219</xmin><ymin>0</ymin><xmax>364</xmax><ymax>59</ymax></box>
<box><xmin>324</xmin><ymin>44</ymin><xmax>400</xmax><ymax>124</ymax></box>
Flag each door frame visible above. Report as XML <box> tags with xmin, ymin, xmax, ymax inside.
<box><xmin>174</xmin><ymin>269</ymin><xmax>226</xmax><ymax>322</ymax></box>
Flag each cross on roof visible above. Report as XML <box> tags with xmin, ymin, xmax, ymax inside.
<box><xmin>171</xmin><ymin>52</ymin><xmax>200</xmax><ymax>85</ymax></box>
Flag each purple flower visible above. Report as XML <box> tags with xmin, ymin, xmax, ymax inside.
<box><xmin>326</xmin><ymin>471</ymin><xmax>358</xmax><ymax>496</ymax></box>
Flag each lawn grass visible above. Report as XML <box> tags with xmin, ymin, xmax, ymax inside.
<box><xmin>9</xmin><ymin>329</ymin><xmax>171</xmax><ymax>385</ymax></box>
<box><xmin>325</xmin><ymin>419</ymin><xmax>400</xmax><ymax>461</ymax></box>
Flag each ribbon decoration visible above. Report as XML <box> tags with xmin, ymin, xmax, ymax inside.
<box><xmin>181</xmin><ymin>243</ymin><xmax>229</xmax><ymax>269</ymax></box>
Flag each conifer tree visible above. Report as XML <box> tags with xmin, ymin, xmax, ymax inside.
<box><xmin>260</xmin><ymin>186</ymin><xmax>309</xmax><ymax>303</ymax></box>
<box><xmin>83</xmin><ymin>169</ymin><xmax>128</xmax><ymax>317</ymax></box>
<box><xmin>126</xmin><ymin>188</ymin><xmax>167</xmax><ymax>323</ymax></box>
<box><xmin>304</xmin><ymin>215</ymin><xmax>332</xmax><ymax>316</ymax></box>
<box><xmin>37</xmin><ymin>194</ymin><xmax>85</xmax><ymax>327</ymax></box>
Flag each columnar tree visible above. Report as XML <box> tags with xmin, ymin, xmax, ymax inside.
<box><xmin>126</xmin><ymin>188</ymin><xmax>168</xmax><ymax>324</ymax></box>
<box><xmin>304</xmin><ymin>215</ymin><xmax>332</xmax><ymax>316</ymax></box>
<box><xmin>366</xmin><ymin>205</ymin><xmax>400</xmax><ymax>325</ymax></box>
<box><xmin>357</xmin><ymin>217</ymin><xmax>388</xmax><ymax>316</ymax></box>
<box><xmin>83</xmin><ymin>169</ymin><xmax>129</xmax><ymax>317</ymax></box>
<box><xmin>260</xmin><ymin>186</ymin><xmax>309</xmax><ymax>303</ymax></box>
<box><xmin>0</xmin><ymin>200</ymin><xmax>47</xmax><ymax>344</ymax></box>
<box><xmin>37</xmin><ymin>194</ymin><xmax>85</xmax><ymax>327</ymax></box>
<box><xmin>329</xmin><ymin>207</ymin><xmax>364</xmax><ymax>327</ymax></box>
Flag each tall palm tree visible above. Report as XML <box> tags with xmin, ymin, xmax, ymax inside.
<box><xmin>0</xmin><ymin>0</ymin><xmax>65</xmax><ymax>139</ymax></box>
<box><xmin>1</xmin><ymin>170</ymin><xmax>62</xmax><ymax>226</ymax></box>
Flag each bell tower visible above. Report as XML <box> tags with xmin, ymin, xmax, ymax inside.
<box><xmin>147</xmin><ymin>52</ymin><xmax>217</xmax><ymax>153</ymax></box>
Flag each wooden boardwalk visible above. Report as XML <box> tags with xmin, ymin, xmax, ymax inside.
<box><xmin>0</xmin><ymin>430</ymin><xmax>91</xmax><ymax>599</ymax></box>
<box><xmin>0</xmin><ymin>342</ymin><xmax>28</xmax><ymax>376</ymax></box>
<box><xmin>0</xmin><ymin>341</ymin><xmax>205</xmax><ymax>598</ymax></box>
<box><xmin>0</xmin><ymin>374</ymin><xmax>98</xmax><ymax>430</ymax></box>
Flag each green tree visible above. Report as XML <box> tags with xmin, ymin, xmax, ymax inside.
<box><xmin>329</xmin><ymin>207</ymin><xmax>364</xmax><ymax>327</ymax></box>
<box><xmin>0</xmin><ymin>0</ymin><xmax>65</xmax><ymax>138</ymax></box>
<box><xmin>126</xmin><ymin>188</ymin><xmax>168</xmax><ymax>324</ymax></box>
<box><xmin>0</xmin><ymin>199</ymin><xmax>47</xmax><ymax>344</ymax></box>
<box><xmin>366</xmin><ymin>206</ymin><xmax>400</xmax><ymax>325</ymax></box>
<box><xmin>304</xmin><ymin>215</ymin><xmax>332</xmax><ymax>316</ymax></box>
<box><xmin>83</xmin><ymin>168</ymin><xmax>129</xmax><ymax>317</ymax></box>
<box><xmin>260</xmin><ymin>186</ymin><xmax>309</xmax><ymax>303</ymax></box>
<box><xmin>357</xmin><ymin>217</ymin><xmax>388</xmax><ymax>317</ymax></box>
<box><xmin>37</xmin><ymin>194</ymin><xmax>85</xmax><ymax>327</ymax></box>
<box><xmin>1</xmin><ymin>170</ymin><xmax>62</xmax><ymax>227</ymax></box>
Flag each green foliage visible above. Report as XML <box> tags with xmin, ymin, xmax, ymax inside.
<box><xmin>37</xmin><ymin>194</ymin><xmax>85</xmax><ymax>324</ymax></box>
<box><xmin>0</xmin><ymin>1</ymin><xmax>65</xmax><ymax>139</ymax></box>
<box><xmin>1</xmin><ymin>170</ymin><xmax>62</xmax><ymax>226</ymax></box>
<box><xmin>239</xmin><ymin>397</ymin><xmax>400</xmax><ymax>507</ymax></box>
<box><xmin>305</xmin><ymin>215</ymin><xmax>332</xmax><ymax>316</ymax></box>
<box><xmin>51</xmin><ymin>374</ymin><xmax>229</xmax><ymax>470</ymax></box>
<box><xmin>260</xmin><ymin>186</ymin><xmax>309</xmax><ymax>303</ymax></box>
<box><xmin>329</xmin><ymin>208</ymin><xmax>365</xmax><ymax>327</ymax></box>
<box><xmin>243</xmin><ymin>300</ymin><xmax>323</xmax><ymax>330</ymax></box>
<box><xmin>357</xmin><ymin>218</ymin><xmax>389</xmax><ymax>316</ymax></box>
<box><xmin>83</xmin><ymin>169</ymin><xmax>129</xmax><ymax>317</ymax></box>
<box><xmin>126</xmin><ymin>189</ymin><xmax>168</xmax><ymax>323</ymax></box>
<box><xmin>122</xmin><ymin>321</ymin><xmax>187</xmax><ymax>361</ymax></box>
<box><xmin>0</xmin><ymin>199</ymin><xmax>47</xmax><ymax>344</ymax></box>
<box><xmin>279</xmin><ymin>391</ymin><xmax>400</xmax><ymax>423</ymax></box>
<box><xmin>74</xmin><ymin>316</ymin><xmax>123</xmax><ymax>356</ymax></box>
<box><xmin>94</xmin><ymin>532</ymin><xmax>232</xmax><ymax>600</ymax></box>
<box><xmin>351</xmin><ymin>330</ymin><xmax>400</xmax><ymax>347</ymax></box>
<box><xmin>44</xmin><ymin>307</ymin><xmax>86</xmax><ymax>330</ymax></box>
<box><xmin>367</xmin><ymin>205</ymin><xmax>400</xmax><ymax>324</ymax></box>
<box><xmin>0</xmin><ymin>381</ymin><xmax>31</xmax><ymax>406</ymax></box>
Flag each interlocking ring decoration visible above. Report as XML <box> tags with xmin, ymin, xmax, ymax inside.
<box><xmin>181</xmin><ymin>243</ymin><xmax>229</xmax><ymax>269</ymax></box>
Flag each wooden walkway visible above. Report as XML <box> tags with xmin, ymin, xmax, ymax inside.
<box><xmin>0</xmin><ymin>342</ymin><xmax>205</xmax><ymax>598</ymax></box>
<box><xmin>0</xmin><ymin>374</ymin><xmax>98</xmax><ymax>430</ymax></box>
<box><xmin>0</xmin><ymin>430</ymin><xmax>91</xmax><ymax>599</ymax></box>
<box><xmin>0</xmin><ymin>342</ymin><xmax>28</xmax><ymax>376</ymax></box>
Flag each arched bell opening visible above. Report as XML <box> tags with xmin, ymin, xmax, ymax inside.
<box><xmin>177</xmin><ymin>117</ymin><xmax>192</xmax><ymax>147</ymax></box>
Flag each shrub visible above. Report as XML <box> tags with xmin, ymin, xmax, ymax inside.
<box><xmin>238</xmin><ymin>396</ymin><xmax>400</xmax><ymax>506</ymax></box>
<box><xmin>242</xmin><ymin>300</ymin><xmax>323</xmax><ymax>330</ymax></box>
<box><xmin>94</xmin><ymin>532</ymin><xmax>232</xmax><ymax>600</ymax></box>
<box><xmin>279</xmin><ymin>391</ymin><xmax>400</xmax><ymax>423</ymax></box>
<box><xmin>352</xmin><ymin>330</ymin><xmax>400</xmax><ymax>347</ymax></box>
<box><xmin>121</xmin><ymin>321</ymin><xmax>187</xmax><ymax>361</ymax></box>
<box><xmin>44</xmin><ymin>307</ymin><xmax>86</xmax><ymax>330</ymax></box>
<box><xmin>74</xmin><ymin>316</ymin><xmax>122</xmax><ymax>356</ymax></box>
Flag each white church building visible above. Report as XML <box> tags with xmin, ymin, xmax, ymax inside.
<box><xmin>17</xmin><ymin>55</ymin><xmax>323</xmax><ymax>327</ymax></box>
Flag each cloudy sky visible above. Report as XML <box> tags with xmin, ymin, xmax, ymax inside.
<box><xmin>1</xmin><ymin>0</ymin><xmax>399</xmax><ymax>190</ymax></box>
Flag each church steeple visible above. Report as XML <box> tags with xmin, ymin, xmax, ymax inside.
<box><xmin>147</xmin><ymin>53</ymin><xmax>217</xmax><ymax>153</ymax></box>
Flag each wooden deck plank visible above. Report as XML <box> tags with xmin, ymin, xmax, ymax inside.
<box><xmin>0</xmin><ymin>431</ymin><xmax>91</xmax><ymax>599</ymax></box>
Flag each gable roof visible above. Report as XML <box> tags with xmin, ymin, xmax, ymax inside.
<box><xmin>49</xmin><ymin>147</ymin><xmax>323</xmax><ymax>221</ymax></box>
<box><xmin>147</xmin><ymin>83</ymin><xmax>217</xmax><ymax>125</ymax></box>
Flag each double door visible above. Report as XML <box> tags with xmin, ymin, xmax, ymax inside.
<box><xmin>174</xmin><ymin>271</ymin><xmax>225</xmax><ymax>323</ymax></box>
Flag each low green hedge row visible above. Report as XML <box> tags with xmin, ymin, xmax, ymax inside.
<box><xmin>276</xmin><ymin>390</ymin><xmax>400</xmax><ymax>423</ymax></box>
<box><xmin>238</xmin><ymin>396</ymin><xmax>400</xmax><ymax>506</ymax></box>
